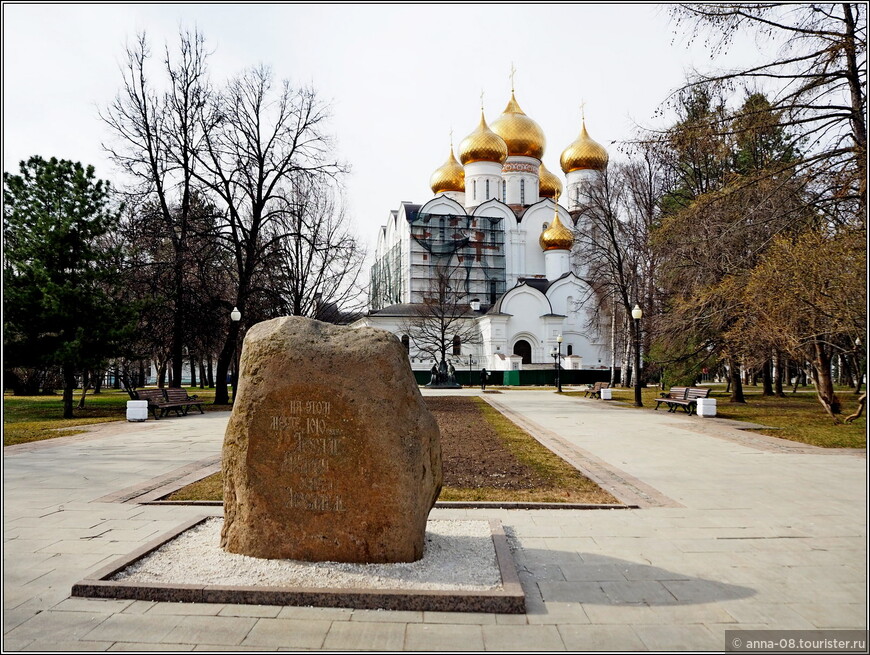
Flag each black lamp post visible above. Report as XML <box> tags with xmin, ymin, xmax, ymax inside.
<box><xmin>230</xmin><ymin>307</ymin><xmax>241</xmax><ymax>402</ymax></box>
<box><xmin>467</xmin><ymin>354</ymin><xmax>476</xmax><ymax>388</ymax></box>
<box><xmin>550</xmin><ymin>334</ymin><xmax>563</xmax><ymax>393</ymax></box>
<box><xmin>631</xmin><ymin>304</ymin><xmax>643</xmax><ymax>407</ymax></box>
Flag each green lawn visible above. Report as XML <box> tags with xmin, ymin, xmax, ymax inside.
<box><xmin>3</xmin><ymin>387</ymin><xmax>229</xmax><ymax>446</ymax></box>
<box><xmin>564</xmin><ymin>384</ymin><xmax>866</xmax><ymax>449</ymax></box>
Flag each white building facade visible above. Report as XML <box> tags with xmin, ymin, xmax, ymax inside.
<box><xmin>355</xmin><ymin>89</ymin><xmax>612</xmax><ymax>374</ymax></box>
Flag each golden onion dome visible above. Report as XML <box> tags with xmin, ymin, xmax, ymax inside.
<box><xmin>490</xmin><ymin>92</ymin><xmax>546</xmax><ymax>160</ymax></box>
<box><xmin>539</xmin><ymin>211</ymin><xmax>575</xmax><ymax>251</ymax></box>
<box><xmin>429</xmin><ymin>146</ymin><xmax>465</xmax><ymax>194</ymax></box>
<box><xmin>560</xmin><ymin>120</ymin><xmax>609</xmax><ymax>173</ymax></box>
<box><xmin>538</xmin><ymin>162</ymin><xmax>563</xmax><ymax>199</ymax></box>
<box><xmin>458</xmin><ymin>110</ymin><xmax>508</xmax><ymax>165</ymax></box>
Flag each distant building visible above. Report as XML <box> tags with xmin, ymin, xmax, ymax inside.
<box><xmin>353</xmin><ymin>87</ymin><xmax>612</xmax><ymax>373</ymax></box>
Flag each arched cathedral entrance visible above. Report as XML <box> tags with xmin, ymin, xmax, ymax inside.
<box><xmin>513</xmin><ymin>339</ymin><xmax>532</xmax><ymax>365</ymax></box>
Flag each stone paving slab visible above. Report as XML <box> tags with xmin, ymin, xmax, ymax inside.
<box><xmin>3</xmin><ymin>392</ymin><xmax>866</xmax><ymax>651</ymax></box>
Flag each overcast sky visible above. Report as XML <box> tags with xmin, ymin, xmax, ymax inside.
<box><xmin>3</xmin><ymin>3</ymin><xmax>766</xmax><ymax>256</ymax></box>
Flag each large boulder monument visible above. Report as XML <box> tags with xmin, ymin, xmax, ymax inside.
<box><xmin>221</xmin><ymin>316</ymin><xmax>443</xmax><ymax>563</ymax></box>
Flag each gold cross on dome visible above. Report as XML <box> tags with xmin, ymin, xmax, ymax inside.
<box><xmin>580</xmin><ymin>99</ymin><xmax>586</xmax><ymax>121</ymax></box>
<box><xmin>449</xmin><ymin>128</ymin><xmax>453</xmax><ymax>147</ymax></box>
<box><xmin>509</xmin><ymin>63</ymin><xmax>517</xmax><ymax>92</ymax></box>
<box><xmin>480</xmin><ymin>89</ymin><xmax>484</xmax><ymax>111</ymax></box>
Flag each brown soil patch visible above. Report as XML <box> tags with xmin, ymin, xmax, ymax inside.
<box><xmin>426</xmin><ymin>397</ymin><xmax>545</xmax><ymax>490</ymax></box>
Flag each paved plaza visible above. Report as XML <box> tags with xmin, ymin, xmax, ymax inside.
<box><xmin>3</xmin><ymin>390</ymin><xmax>866</xmax><ymax>651</ymax></box>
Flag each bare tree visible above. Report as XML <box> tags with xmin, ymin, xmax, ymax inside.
<box><xmin>400</xmin><ymin>262</ymin><xmax>482</xmax><ymax>367</ymax></box>
<box><xmin>669</xmin><ymin>3</ymin><xmax>866</xmax><ymax>218</ymax></box>
<box><xmin>196</xmin><ymin>65</ymin><xmax>345</xmax><ymax>404</ymax></box>
<box><xmin>573</xmin><ymin>151</ymin><xmax>662</xmax><ymax>391</ymax></box>
<box><xmin>102</xmin><ymin>29</ymin><xmax>211</xmax><ymax>388</ymax></box>
<box><xmin>268</xmin><ymin>173</ymin><xmax>366</xmax><ymax>320</ymax></box>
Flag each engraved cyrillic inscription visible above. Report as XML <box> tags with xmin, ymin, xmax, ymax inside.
<box><xmin>271</xmin><ymin>398</ymin><xmax>345</xmax><ymax>512</ymax></box>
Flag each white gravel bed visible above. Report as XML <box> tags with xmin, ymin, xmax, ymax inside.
<box><xmin>113</xmin><ymin>518</ymin><xmax>502</xmax><ymax>591</ymax></box>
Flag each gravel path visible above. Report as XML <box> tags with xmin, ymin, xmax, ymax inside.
<box><xmin>113</xmin><ymin>518</ymin><xmax>502</xmax><ymax>591</ymax></box>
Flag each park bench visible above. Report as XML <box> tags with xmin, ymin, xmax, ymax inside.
<box><xmin>134</xmin><ymin>388</ymin><xmax>204</xmax><ymax>419</ymax></box>
<box><xmin>583</xmin><ymin>381</ymin><xmax>610</xmax><ymax>399</ymax></box>
<box><xmin>654</xmin><ymin>386</ymin><xmax>711</xmax><ymax>415</ymax></box>
<box><xmin>162</xmin><ymin>388</ymin><xmax>205</xmax><ymax>417</ymax></box>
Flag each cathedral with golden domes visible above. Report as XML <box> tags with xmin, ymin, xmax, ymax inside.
<box><xmin>353</xmin><ymin>86</ymin><xmax>613</xmax><ymax>377</ymax></box>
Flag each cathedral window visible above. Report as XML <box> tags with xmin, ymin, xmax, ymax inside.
<box><xmin>473</xmin><ymin>179</ymin><xmax>477</xmax><ymax>200</ymax></box>
<box><xmin>439</xmin><ymin>217</ymin><xmax>446</xmax><ymax>241</ymax></box>
<box><xmin>567</xmin><ymin>344</ymin><xmax>573</xmax><ymax>356</ymax></box>
<box><xmin>489</xmin><ymin>279</ymin><xmax>498</xmax><ymax>304</ymax></box>
<box><xmin>401</xmin><ymin>335</ymin><xmax>410</xmax><ymax>352</ymax></box>
<box><xmin>485</xmin><ymin>179</ymin><xmax>490</xmax><ymax>199</ymax></box>
<box><xmin>520</xmin><ymin>179</ymin><xmax>526</xmax><ymax>205</ymax></box>
<box><xmin>452</xmin><ymin>335</ymin><xmax>461</xmax><ymax>356</ymax></box>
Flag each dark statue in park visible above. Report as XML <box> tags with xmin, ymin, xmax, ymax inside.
<box><xmin>426</xmin><ymin>358</ymin><xmax>461</xmax><ymax>388</ymax></box>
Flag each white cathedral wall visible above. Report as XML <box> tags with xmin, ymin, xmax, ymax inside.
<box><xmin>546</xmin><ymin>276</ymin><xmax>610</xmax><ymax>369</ymax></box>
<box><xmin>463</xmin><ymin>161</ymin><xmax>504</xmax><ymax>209</ymax></box>
<box><xmin>566</xmin><ymin>168</ymin><xmax>600</xmax><ymax>210</ymax></box>
<box><xmin>497</xmin><ymin>287</ymin><xmax>554</xmax><ymax>364</ymax></box>
<box><xmin>502</xmin><ymin>156</ymin><xmax>540</xmax><ymax>205</ymax></box>
<box><xmin>519</xmin><ymin>200</ymin><xmax>570</xmax><ymax>278</ymax></box>
<box><xmin>438</xmin><ymin>190</ymin><xmax>466</xmax><ymax>205</ymax></box>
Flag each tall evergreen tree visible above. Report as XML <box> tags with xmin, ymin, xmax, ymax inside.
<box><xmin>3</xmin><ymin>156</ymin><xmax>135</xmax><ymax>418</ymax></box>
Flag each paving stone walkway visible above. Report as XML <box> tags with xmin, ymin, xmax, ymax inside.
<box><xmin>3</xmin><ymin>390</ymin><xmax>866</xmax><ymax>651</ymax></box>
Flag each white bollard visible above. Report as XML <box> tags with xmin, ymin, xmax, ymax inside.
<box><xmin>600</xmin><ymin>388</ymin><xmax>613</xmax><ymax>400</ymax></box>
<box><xmin>696</xmin><ymin>397</ymin><xmax>717</xmax><ymax>417</ymax></box>
<box><xmin>126</xmin><ymin>400</ymin><xmax>149</xmax><ymax>422</ymax></box>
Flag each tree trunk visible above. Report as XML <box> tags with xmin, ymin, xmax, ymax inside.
<box><xmin>609</xmin><ymin>308</ymin><xmax>618</xmax><ymax>386</ymax></box>
<box><xmin>214</xmin><ymin>322</ymin><xmax>241</xmax><ymax>405</ymax></box>
<box><xmin>77</xmin><ymin>370</ymin><xmax>92</xmax><ymax>409</ymax></box>
<box><xmin>811</xmin><ymin>339</ymin><xmax>841</xmax><ymax>420</ymax></box>
<box><xmin>729</xmin><ymin>356</ymin><xmax>746</xmax><ymax>403</ymax></box>
<box><xmin>94</xmin><ymin>369</ymin><xmax>103</xmax><ymax>394</ymax></box>
<box><xmin>189</xmin><ymin>353</ymin><xmax>197</xmax><ymax>388</ymax></box>
<box><xmin>199</xmin><ymin>359</ymin><xmax>207</xmax><ymax>389</ymax></box>
<box><xmin>62</xmin><ymin>367</ymin><xmax>76</xmax><ymax>419</ymax></box>
<box><xmin>855</xmin><ymin>353</ymin><xmax>864</xmax><ymax>394</ymax></box>
<box><xmin>761</xmin><ymin>357</ymin><xmax>774</xmax><ymax>396</ymax></box>
<box><xmin>774</xmin><ymin>351</ymin><xmax>786</xmax><ymax>397</ymax></box>
<box><xmin>170</xmin><ymin>261</ymin><xmax>184</xmax><ymax>388</ymax></box>
<box><xmin>207</xmin><ymin>356</ymin><xmax>214</xmax><ymax>388</ymax></box>
<box><xmin>844</xmin><ymin>393</ymin><xmax>865</xmax><ymax>423</ymax></box>
<box><xmin>157</xmin><ymin>360</ymin><xmax>167</xmax><ymax>388</ymax></box>
<box><xmin>621</xmin><ymin>319</ymin><xmax>632</xmax><ymax>387</ymax></box>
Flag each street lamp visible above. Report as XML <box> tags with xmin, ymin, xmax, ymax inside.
<box><xmin>230</xmin><ymin>307</ymin><xmax>241</xmax><ymax>402</ymax></box>
<box><xmin>631</xmin><ymin>304</ymin><xmax>643</xmax><ymax>407</ymax></box>
<box><xmin>550</xmin><ymin>335</ymin><xmax>564</xmax><ymax>393</ymax></box>
<box><xmin>467</xmin><ymin>353</ymin><xmax>476</xmax><ymax>387</ymax></box>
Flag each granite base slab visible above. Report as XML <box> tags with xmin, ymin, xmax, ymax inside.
<box><xmin>71</xmin><ymin>516</ymin><xmax>525</xmax><ymax>614</ymax></box>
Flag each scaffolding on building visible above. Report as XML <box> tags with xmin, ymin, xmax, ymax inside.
<box><xmin>369</xmin><ymin>240</ymin><xmax>404</xmax><ymax>310</ymax></box>
<box><xmin>408</xmin><ymin>212</ymin><xmax>506</xmax><ymax>306</ymax></box>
